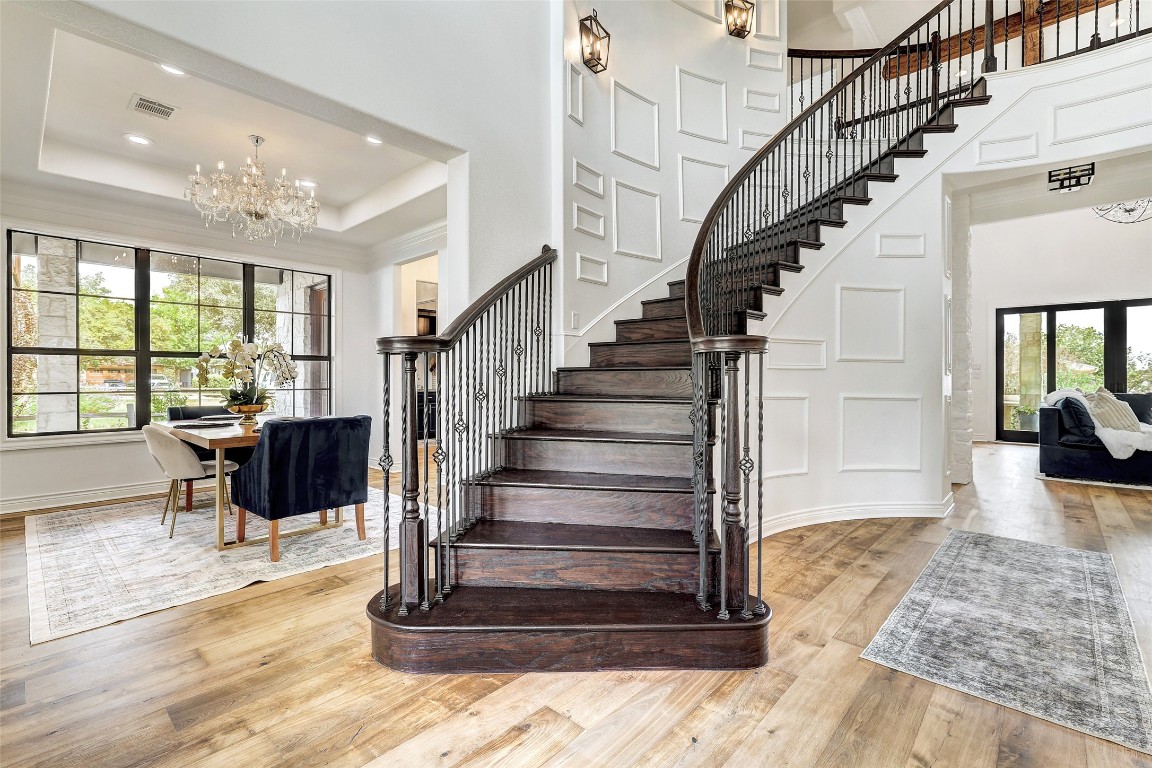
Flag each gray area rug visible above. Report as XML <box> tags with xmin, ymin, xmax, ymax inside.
<box><xmin>25</xmin><ymin>488</ymin><xmax>437</xmax><ymax>644</ymax></box>
<box><xmin>862</xmin><ymin>529</ymin><xmax>1152</xmax><ymax>754</ymax></box>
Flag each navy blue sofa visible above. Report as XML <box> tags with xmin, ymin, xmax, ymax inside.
<box><xmin>1039</xmin><ymin>392</ymin><xmax>1152</xmax><ymax>485</ymax></box>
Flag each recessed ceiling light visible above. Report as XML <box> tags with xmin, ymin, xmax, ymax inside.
<box><xmin>954</xmin><ymin>69</ymin><xmax>968</xmax><ymax>79</ymax></box>
<box><xmin>1109</xmin><ymin>17</ymin><xmax>1128</xmax><ymax>27</ymax></box>
<box><xmin>364</xmin><ymin>135</ymin><xmax>384</xmax><ymax>145</ymax></box>
<box><xmin>123</xmin><ymin>133</ymin><xmax>153</xmax><ymax>145</ymax></box>
<box><xmin>297</xmin><ymin>179</ymin><xmax>318</xmax><ymax>188</ymax></box>
<box><xmin>158</xmin><ymin>63</ymin><xmax>186</xmax><ymax>76</ymax></box>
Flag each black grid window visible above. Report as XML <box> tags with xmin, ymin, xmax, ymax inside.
<box><xmin>7</xmin><ymin>229</ymin><xmax>333</xmax><ymax>437</ymax></box>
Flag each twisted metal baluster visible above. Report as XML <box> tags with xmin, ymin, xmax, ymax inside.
<box><xmin>755</xmin><ymin>350</ymin><xmax>766</xmax><ymax>615</ymax></box>
<box><xmin>379</xmin><ymin>352</ymin><xmax>393</xmax><ymax>611</ymax></box>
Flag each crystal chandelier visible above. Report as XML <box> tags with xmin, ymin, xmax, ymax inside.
<box><xmin>185</xmin><ymin>135</ymin><xmax>319</xmax><ymax>243</ymax></box>
<box><xmin>1092</xmin><ymin>199</ymin><xmax>1152</xmax><ymax>224</ymax></box>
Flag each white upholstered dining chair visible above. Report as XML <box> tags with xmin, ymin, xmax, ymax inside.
<box><xmin>142</xmin><ymin>424</ymin><xmax>239</xmax><ymax>538</ymax></box>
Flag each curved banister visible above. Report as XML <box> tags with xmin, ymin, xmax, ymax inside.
<box><xmin>376</xmin><ymin>244</ymin><xmax>558</xmax><ymax>354</ymax></box>
<box><xmin>685</xmin><ymin>0</ymin><xmax>953</xmax><ymax>348</ymax></box>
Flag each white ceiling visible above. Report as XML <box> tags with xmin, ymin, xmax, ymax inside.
<box><xmin>0</xmin><ymin>12</ymin><xmax>448</xmax><ymax>254</ymax></box>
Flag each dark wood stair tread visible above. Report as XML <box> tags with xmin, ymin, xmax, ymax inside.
<box><xmin>503</xmin><ymin>427</ymin><xmax>692</xmax><ymax>444</ymax></box>
<box><xmin>474</xmin><ymin>467</ymin><xmax>693</xmax><ymax>492</ymax></box>
<box><xmin>370</xmin><ymin>585</ymin><xmax>767</xmax><ymax>632</ymax></box>
<box><xmin>454</xmin><ymin>519</ymin><xmax>710</xmax><ymax>552</ymax></box>
<box><xmin>554</xmin><ymin>365</ymin><xmax>690</xmax><ymax>373</ymax></box>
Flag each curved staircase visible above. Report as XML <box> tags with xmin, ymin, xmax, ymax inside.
<box><xmin>367</xmin><ymin>0</ymin><xmax>1143</xmax><ymax>672</ymax></box>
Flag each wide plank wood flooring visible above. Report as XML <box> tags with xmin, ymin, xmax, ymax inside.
<box><xmin>1</xmin><ymin>444</ymin><xmax>1150</xmax><ymax>767</ymax></box>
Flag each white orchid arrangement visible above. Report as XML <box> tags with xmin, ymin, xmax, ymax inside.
<box><xmin>195</xmin><ymin>338</ymin><xmax>298</xmax><ymax>407</ymax></box>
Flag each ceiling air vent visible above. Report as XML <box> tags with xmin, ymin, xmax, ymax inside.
<box><xmin>128</xmin><ymin>94</ymin><xmax>177</xmax><ymax>120</ymax></box>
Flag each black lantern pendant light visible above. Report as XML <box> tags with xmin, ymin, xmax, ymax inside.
<box><xmin>725</xmin><ymin>0</ymin><xmax>755</xmax><ymax>38</ymax></box>
<box><xmin>580</xmin><ymin>9</ymin><xmax>610</xmax><ymax>73</ymax></box>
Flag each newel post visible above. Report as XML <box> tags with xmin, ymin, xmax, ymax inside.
<box><xmin>399</xmin><ymin>351</ymin><xmax>426</xmax><ymax>615</ymax></box>
<box><xmin>982</xmin><ymin>0</ymin><xmax>998</xmax><ymax>73</ymax></box>
<box><xmin>719</xmin><ymin>351</ymin><xmax>747</xmax><ymax>619</ymax></box>
<box><xmin>930</xmin><ymin>31</ymin><xmax>941</xmax><ymax>113</ymax></box>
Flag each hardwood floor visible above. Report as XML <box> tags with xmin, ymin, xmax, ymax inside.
<box><xmin>1</xmin><ymin>444</ymin><xmax>1149</xmax><ymax>767</ymax></box>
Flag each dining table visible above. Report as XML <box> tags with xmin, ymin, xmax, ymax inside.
<box><xmin>159</xmin><ymin>416</ymin><xmax>261</xmax><ymax>551</ymax></box>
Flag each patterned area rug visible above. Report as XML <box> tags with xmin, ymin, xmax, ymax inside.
<box><xmin>862</xmin><ymin>530</ymin><xmax>1152</xmax><ymax>754</ymax></box>
<box><xmin>24</xmin><ymin>488</ymin><xmax>429</xmax><ymax>644</ymax></box>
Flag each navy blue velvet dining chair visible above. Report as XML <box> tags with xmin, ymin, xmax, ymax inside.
<box><xmin>230</xmin><ymin>415</ymin><xmax>372</xmax><ymax>561</ymax></box>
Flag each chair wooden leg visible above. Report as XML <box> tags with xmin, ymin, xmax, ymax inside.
<box><xmin>355</xmin><ymin>503</ymin><xmax>366</xmax><ymax>541</ymax></box>
<box><xmin>237</xmin><ymin>507</ymin><xmax>247</xmax><ymax>543</ymax></box>
<box><xmin>269</xmin><ymin>520</ymin><xmax>280</xmax><ymax>562</ymax></box>
<box><xmin>319</xmin><ymin>509</ymin><xmax>328</xmax><ymax>526</ymax></box>
<box><xmin>161</xmin><ymin>479</ymin><xmax>176</xmax><ymax>525</ymax></box>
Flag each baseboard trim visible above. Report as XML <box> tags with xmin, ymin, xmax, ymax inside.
<box><xmin>0</xmin><ymin>478</ymin><xmax>217</xmax><ymax>516</ymax></box>
<box><xmin>755</xmin><ymin>496</ymin><xmax>953</xmax><ymax>540</ymax></box>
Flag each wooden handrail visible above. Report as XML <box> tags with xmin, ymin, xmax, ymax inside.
<box><xmin>377</xmin><ymin>245</ymin><xmax>558</xmax><ymax>354</ymax></box>
<box><xmin>684</xmin><ymin>0</ymin><xmax>954</xmax><ymax>349</ymax></box>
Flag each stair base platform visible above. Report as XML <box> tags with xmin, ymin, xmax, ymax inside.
<box><xmin>367</xmin><ymin>585</ymin><xmax>771</xmax><ymax>673</ymax></box>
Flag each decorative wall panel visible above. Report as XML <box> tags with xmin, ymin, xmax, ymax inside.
<box><xmin>876</xmin><ymin>233</ymin><xmax>926</xmax><ymax>258</ymax></box>
<box><xmin>766</xmin><ymin>338</ymin><xmax>826</xmax><ymax>369</ymax></box>
<box><xmin>841</xmin><ymin>396</ymin><xmax>922</xmax><ymax>471</ymax></box>
<box><xmin>976</xmin><ymin>134</ymin><xmax>1038</xmax><ymax>164</ymax></box>
<box><xmin>567</xmin><ymin>62</ymin><xmax>584</xmax><ymax>125</ymax></box>
<box><xmin>740</xmin><ymin>129</ymin><xmax>773</xmax><ymax>151</ymax></box>
<box><xmin>679</xmin><ymin>155</ymin><xmax>728</xmax><ymax>223</ymax></box>
<box><xmin>761</xmin><ymin>395</ymin><xmax>808</xmax><ymax>477</ymax></box>
<box><xmin>670</xmin><ymin>0</ymin><xmax>723</xmax><ymax>23</ymax></box>
<box><xmin>612</xmin><ymin>180</ymin><xmax>662</xmax><ymax>261</ymax></box>
<box><xmin>611</xmin><ymin>80</ymin><xmax>661</xmax><ymax>170</ymax></box>
<box><xmin>1052</xmin><ymin>84</ymin><xmax>1152</xmax><ymax>144</ymax></box>
<box><xmin>837</xmin><ymin>286</ymin><xmax>905</xmax><ymax>362</ymax></box>
<box><xmin>747</xmin><ymin>48</ymin><xmax>783</xmax><ymax>71</ymax></box>
<box><xmin>573</xmin><ymin>159</ymin><xmax>605</xmax><ymax>197</ymax></box>
<box><xmin>676</xmin><ymin>67</ymin><xmax>728</xmax><ymax>143</ymax></box>
<box><xmin>752</xmin><ymin>0</ymin><xmax>781</xmax><ymax>40</ymax></box>
<box><xmin>572</xmin><ymin>202</ymin><xmax>605</xmax><ymax>238</ymax></box>
<box><xmin>744</xmin><ymin>88</ymin><xmax>781</xmax><ymax>113</ymax></box>
<box><xmin>576</xmin><ymin>253</ymin><xmax>609</xmax><ymax>285</ymax></box>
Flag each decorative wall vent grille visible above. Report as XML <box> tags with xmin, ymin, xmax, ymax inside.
<box><xmin>128</xmin><ymin>94</ymin><xmax>176</xmax><ymax>120</ymax></box>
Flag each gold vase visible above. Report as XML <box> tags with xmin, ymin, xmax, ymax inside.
<box><xmin>228</xmin><ymin>403</ymin><xmax>268</xmax><ymax>426</ymax></box>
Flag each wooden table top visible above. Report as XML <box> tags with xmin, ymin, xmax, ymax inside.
<box><xmin>156</xmin><ymin>418</ymin><xmax>263</xmax><ymax>449</ymax></box>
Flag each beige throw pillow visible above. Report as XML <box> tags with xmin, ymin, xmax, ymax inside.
<box><xmin>1084</xmin><ymin>387</ymin><xmax>1142</xmax><ymax>432</ymax></box>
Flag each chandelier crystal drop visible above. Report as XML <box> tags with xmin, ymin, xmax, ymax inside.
<box><xmin>1092</xmin><ymin>199</ymin><xmax>1152</xmax><ymax>224</ymax></box>
<box><xmin>185</xmin><ymin>135</ymin><xmax>320</xmax><ymax>243</ymax></box>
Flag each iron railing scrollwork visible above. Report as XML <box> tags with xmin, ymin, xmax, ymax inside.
<box><xmin>376</xmin><ymin>246</ymin><xmax>555</xmax><ymax>615</ymax></box>
<box><xmin>686</xmin><ymin>0</ymin><xmax>1146</xmax><ymax>621</ymax></box>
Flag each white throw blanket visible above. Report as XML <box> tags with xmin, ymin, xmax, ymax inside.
<box><xmin>1044</xmin><ymin>389</ymin><xmax>1152</xmax><ymax>460</ymax></box>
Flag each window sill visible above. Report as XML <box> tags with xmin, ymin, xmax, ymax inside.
<box><xmin>0</xmin><ymin>430</ymin><xmax>144</xmax><ymax>451</ymax></box>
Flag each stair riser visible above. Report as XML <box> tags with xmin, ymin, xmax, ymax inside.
<box><xmin>503</xmin><ymin>438</ymin><xmax>692</xmax><ymax>477</ymax></box>
<box><xmin>642</xmin><ymin>297</ymin><xmax>686</xmax><ymax>319</ymax></box>
<box><xmin>616</xmin><ymin>317</ymin><xmax>688</xmax><ymax>342</ymax></box>
<box><xmin>451</xmin><ymin>548</ymin><xmax>710</xmax><ymax>594</ymax></box>
<box><xmin>477</xmin><ymin>485</ymin><xmax>695</xmax><ymax>529</ymax></box>
<box><xmin>555</xmin><ymin>368</ymin><xmax>693</xmax><ymax>397</ymax></box>
<box><xmin>668</xmin><ymin>280</ymin><xmax>685</xmax><ymax>298</ymax></box>
<box><xmin>521</xmin><ymin>399</ymin><xmax>692</xmax><ymax>435</ymax></box>
<box><xmin>370</xmin><ymin>618</ymin><xmax>770</xmax><ymax>673</ymax></box>
<box><xmin>589</xmin><ymin>342</ymin><xmax>692</xmax><ymax>368</ymax></box>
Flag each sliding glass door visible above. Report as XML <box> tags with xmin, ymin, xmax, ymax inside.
<box><xmin>995</xmin><ymin>298</ymin><xmax>1151</xmax><ymax>443</ymax></box>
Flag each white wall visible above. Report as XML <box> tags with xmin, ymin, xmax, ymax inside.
<box><xmin>557</xmin><ymin>0</ymin><xmax>788</xmax><ymax>364</ymax></box>
<box><xmin>968</xmin><ymin>209</ymin><xmax>1152</xmax><ymax>441</ymax></box>
<box><xmin>740</xmin><ymin>35</ymin><xmax>1152</xmax><ymax>535</ymax></box>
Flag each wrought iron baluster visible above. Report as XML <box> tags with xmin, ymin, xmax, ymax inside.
<box><xmin>755</xmin><ymin>350</ymin><xmax>766</xmax><ymax>615</ymax></box>
<box><xmin>740</xmin><ymin>351</ymin><xmax>753</xmax><ymax>621</ymax></box>
<box><xmin>421</xmin><ymin>353</ymin><xmax>432</xmax><ymax>611</ymax></box>
<box><xmin>379</xmin><ymin>352</ymin><xmax>393</xmax><ymax>611</ymax></box>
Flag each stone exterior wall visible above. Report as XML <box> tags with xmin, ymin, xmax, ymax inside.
<box><xmin>950</xmin><ymin>196</ymin><xmax>974</xmax><ymax>485</ymax></box>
